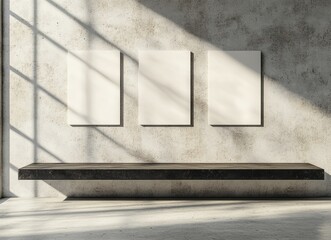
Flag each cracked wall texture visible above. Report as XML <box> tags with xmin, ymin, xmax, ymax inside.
<box><xmin>3</xmin><ymin>0</ymin><xmax>331</xmax><ymax>197</ymax></box>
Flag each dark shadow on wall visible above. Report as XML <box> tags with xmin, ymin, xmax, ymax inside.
<box><xmin>138</xmin><ymin>0</ymin><xmax>331</xmax><ymax>114</ymax></box>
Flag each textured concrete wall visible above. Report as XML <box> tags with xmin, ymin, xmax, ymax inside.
<box><xmin>0</xmin><ymin>0</ymin><xmax>2</xmax><ymax>198</ymax></box>
<box><xmin>3</xmin><ymin>0</ymin><xmax>331</xmax><ymax>197</ymax></box>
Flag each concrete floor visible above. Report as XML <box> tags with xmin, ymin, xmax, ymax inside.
<box><xmin>1</xmin><ymin>198</ymin><xmax>331</xmax><ymax>240</ymax></box>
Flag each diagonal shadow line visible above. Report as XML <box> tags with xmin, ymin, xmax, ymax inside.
<box><xmin>0</xmin><ymin>209</ymin><xmax>329</xmax><ymax>240</ymax></box>
<box><xmin>10</xmin><ymin>11</ymin><xmax>66</xmax><ymax>50</ymax></box>
<box><xmin>11</xmin><ymin>68</ymin><xmax>91</xmax><ymax>123</ymax></box>
<box><xmin>10</xmin><ymin>9</ymin><xmax>196</xmax><ymax>111</ymax></box>
<box><xmin>12</xmin><ymin>10</ymin><xmax>197</xmax><ymax>127</ymax></box>
<box><xmin>42</xmin><ymin>2</ymin><xmax>195</xmax><ymax>111</ymax></box>
<box><xmin>207</xmin><ymin>52</ymin><xmax>263</xmax><ymax>127</ymax></box>
<box><xmin>141</xmin><ymin>52</ymin><xmax>195</xmax><ymax>127</ymax></box>
<box><xmin>10</xmin><ymin>66</ymin><xmax>66</xmax><ymax>107</ymax></box>
<box><xmin>11</xmin><ymin>11</ymin><xmax>137</xmax><ymax>126</ymax></box>
<box><xmin>9</xmin><ymin>68</ymin><xmax>152</xmax><ymax>161</ymax></box>
<box><xmin>139</xmin><ymin>54</ymin><xmax>192</xmax><ymax>110</ymax></box>
<box><xmin>138</xmin><ymin>0</ymin><xmax>331</xmax><ymax>115</ymax></box>
<box><xmin>9</xmin><ymin>67</ymin><xmax>145</xmax><ymax>161</ymax></box>
<box><xmin>11</xmin><ymin>10</ymin><xmax>197</xmax><ymax>125</ymax></box>
<box><xmin>91</xmin><ymin>127</ymin><xmax>156</xmax><ymax>163</ymax></box>
<box><xmin>10</xmin><ymin>66</ymin><xmax>91</xmax><ymax>121</ymax></box>
<box><xmin>9</xmin><ymin>163</ymin><xmax>18</xmax><ymax>171</ymax></box>
<box><xmin>10</xmin><ymin>11</ymin><xmax>113</xmax><ymax>83</ymax></box>
<box><xmin>1</xmin><ymin>201</ymin><xmax>260</xmax><ymax>218</ymax></box>
<box><xmin>32</xmin><ymin>0</ymin><xmax>39</xmax><ymax>197</ymax></box>
<box><xmin>10</xmin><ymin>125</ymin><xmax>64</xmax><ymax>162</ymax></box>
<box><xmin>10</xmin><ymin>10</ymin><xmax>135</xmax><ymax>97</ymax></box>
<box><xmin>67</xmin><ymin>51</ymin><xmax>122</xmax><ymax>88</ymax></box>
<box><xmin>45</xmin><ymin>0</ymin><xmax>137</xmax><ymax>64</ymax></box>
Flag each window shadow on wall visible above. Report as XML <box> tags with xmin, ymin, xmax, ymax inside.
<box><xmin>4</xmin><ymin>0</ymin><xmax>156</xmax><ymax>197</ymax></box>
<box><xmin>3</xmin><ymin>0</ymin><xmax>330</xmax><ymax>197</ymax></box>
<box><xmin>138</xmin><ymin>0</ymin><xmax>331</xmax><ymax>114</ymax></box>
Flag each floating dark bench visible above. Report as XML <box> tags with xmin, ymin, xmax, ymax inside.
<box><xmin>18</xmin><ymin>163</ymin><xmax>324</xmax><ymax>180</ymax></box>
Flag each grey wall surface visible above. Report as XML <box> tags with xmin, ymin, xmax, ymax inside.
<box><xmin>2</xmin><ymin>0</ymin><xmax>331</xmax><ymax>197</ymax></box>
<box><xmin>0</xmin><ymin>0</ymin><xmax>2</xmax><ymax>198</ymax></box>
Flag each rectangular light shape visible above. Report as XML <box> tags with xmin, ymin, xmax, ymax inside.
<box><xmin>67</xmin><ymin>50</ymin><xmax>121</xmax><ymax>125</ymax></box>
<box><xmin>208</xmin><ymin>51</ymin><xmax>261</xmax><ymax>125</ymax></box>
<box><xmin>138</xmin><ymin>50</ymin><xmax>191</xmax><ymax>125</ymax></box>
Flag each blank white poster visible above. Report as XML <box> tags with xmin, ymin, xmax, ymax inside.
<box><xmin>67</xmin><ymin>50</ymin><xmax>121</xmax><ymax>125</ymax></box>
<box><xmin>138</xmin><ymin>51</ymin><xmax>191</xmax><ymax>125</ymax></box>
<box><xmin>208</xmin><ymin>51</ymin><xmax>261</xmax><ymax>125</ymax></box>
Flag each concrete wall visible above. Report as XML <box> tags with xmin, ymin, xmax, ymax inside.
<box><xmin>3</xmin><ymin>0</ymin><xmax>331</xmax><ymax>197</ymax></box>
<box><xmin>0</xmin><ymin>0</ymin><xmax>2</xmax><ymax>198</ymax></box>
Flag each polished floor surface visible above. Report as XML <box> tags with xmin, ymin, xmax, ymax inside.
<box><xmin>1</xmin><ymin>198</ymin><xmax>331</xmax><ymax>240</ymax></box>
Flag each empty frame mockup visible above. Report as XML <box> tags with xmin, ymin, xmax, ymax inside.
<box><xmin>208</xmin><ymin>51</ymin><xmax>261</xmax><ymax>125</ymax></box>
<box><xmin>138</xmin><ymin>51</ymin><xmax>191</xmax><ymax>125</ymax></box>
<box><xmin>67</xmin><ymin>50</ymin><xmax>121</xmax><ymax>125</ymax></box>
